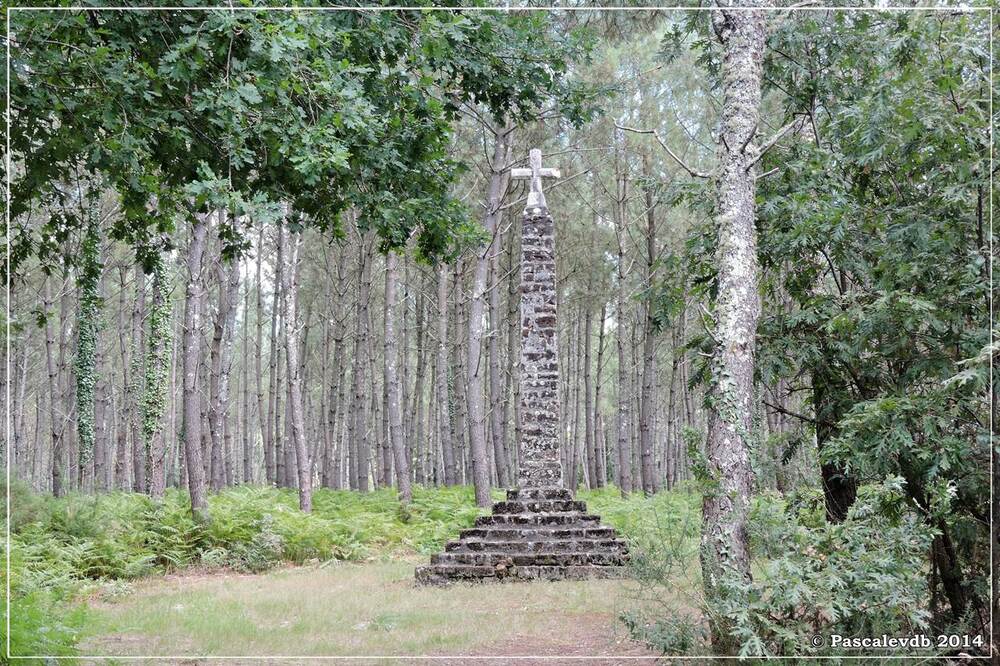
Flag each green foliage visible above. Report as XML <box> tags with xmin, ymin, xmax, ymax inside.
<box><xmin>625</xmin><ymin>479</ymin><xmax>938</xmax><ymax>659</ymax></box>
<box><xmin>141</xmin><ymin>254</ymin><xmax>171</xmax><ymax>488</ymax></box>
<box><xmin>9</xmin><ymin>7</ymin><xmax>597</xmax><ymax>276</ymax></box>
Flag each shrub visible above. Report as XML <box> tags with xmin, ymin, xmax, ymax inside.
<box><xmin>625</xmin><ymin>477</ymin><xmax>938</xmax><ymax>659</ymax></box>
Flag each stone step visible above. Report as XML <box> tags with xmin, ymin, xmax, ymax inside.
<box><xmin>475</xmin><ymin>513</ymin><xmax>601</xmax><ymax>527</ymax></box>
<box><xmin>431</xmin><ymin>551</ymin><xmax>627</xmax><ymax>567</ymax></box>
<box><xmin>459</xmin><ymin>526</ymin><xmax>617</xmax><ymax>541</ymax></box>
<box><xmin>492</xmin><ymin>499</ymin><xmax>586</xmax><ymax>514</ymax></box>
<box><xmin>414</xmin><ymin>563</ymin><xmax>628</xmax><ymax>585</ymax></box>
<box><xmin>458</xmin><ymin>523</ymin><xmax>615</xmax><ymax>541</ymax></box>
<box><xmin>506</xmin><ymin>487</ymin><xmax>573</xmax><ymax>501</ymax></box>
<box><xmin>444</xmin><ymin>538</ymin><xmax>628</xmax><ymax>554</ymax></box>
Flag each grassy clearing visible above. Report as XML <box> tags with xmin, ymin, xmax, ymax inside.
<box><xmin>6</xmin><ymin>481</ymin><xmax>701</xmax><ymax>662</ymax></box>
<box><xmin>80</xmin><ymin>559</ymin><xmax>680</xmax><ymax>662</ymax></box>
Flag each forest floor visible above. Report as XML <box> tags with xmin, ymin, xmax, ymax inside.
<box><xmin>78</xmin><ymin>558</ymin><xmax>673</xmax><ymax>665</ymax></box>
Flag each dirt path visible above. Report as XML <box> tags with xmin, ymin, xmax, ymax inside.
<box><xmin>79</xmin><ymin>560</ymin><xmax>670</xmax><ymax>665</ymax></box>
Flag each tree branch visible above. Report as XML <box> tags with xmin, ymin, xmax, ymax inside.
<box><xmin>746</xmin><ymin>115</ymin><xmax>805</xmax><ymax>171</ymax></box>
<box><xmin>614</xmin><ymin>122</ymin><xmax>711</xmax><ymax>180</ymax></box>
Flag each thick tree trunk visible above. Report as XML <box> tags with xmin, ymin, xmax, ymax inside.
<box><xmin>181</xmin><ymin>213</ymin><xmax>210</xmax><ymax>520</ymax></box>
<box><xmin>700</xmin><ymin>4</ymin><xmax>765</xmax><ymax>655</ymax></box>
<box><xmin>436</xmin><ymin>264</ymin><xmax>458</xmax><ymax>485</ymax></box>
<box><xmin>384</xmin><ymin>252</ymin><xmax>413</xmax><ymax>503</ymax></box>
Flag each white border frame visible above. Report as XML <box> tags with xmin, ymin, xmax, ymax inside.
<box><xmin>4</xmin><ymin>3</ymin><xmax>994</xmax><ymax>662</ymax></box>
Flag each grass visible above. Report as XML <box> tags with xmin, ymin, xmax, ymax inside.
<box><xmin>80</xmin><ymin>559</ymin><xmax>674</xmax><ymax>662</ymax></box>
<box><xmin>6</xmin><ymin>480</ymin><xmax>701</xmax><ymax>663</ymax></box>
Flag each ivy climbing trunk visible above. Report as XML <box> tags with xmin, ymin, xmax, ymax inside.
<box><xmin>700</xmin><ymin>2</ymin><xmax>765</xmax><ymax>655</ymax></box>
<box><xmin>142</xmin><ymin>254</ymin><xmax>172</xmax><ymax>497</ymax></box>
<box><xmin>74</xmin><ymin>215</ymin><xmax>101</xmax><ymax>491</ymax></box>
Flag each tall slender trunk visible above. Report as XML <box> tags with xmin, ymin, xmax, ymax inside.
<box><xmin>181</xmin><ymin>213</ymin><xmax>210</xmax><ymax>520</ymax></box>
<box><xmin>506</xmin><ymin>215</ymin><xmax>522</xmax><ymax>475</ymax></box>
<box><xmin>614</xmin><ymin>157</ymin><xmax>633</xmax><ymax>496</ymax></box>
<box><xmin>114</xmin><ymin>268</ymin><xmax>130</xmax><ymax>489</ymax></box>
<box><xmin>143</xmin><ymin>255</ymin><xmax>172</xmax><ymax>497</ymax></box>
<box><xmin>467</xmin><ymin>125</ymin><xmax>510</xmax><ymax>505</ymax></box>
<box><xmin>436</xmin><ymin>264</ymin><xmax>457</xmax><ymax>485</ymax></box>
<box><xmin>452</xmin><ymin>261</ymin><xmax>469</xmax><ymax>483</ymax></box>
<box><xmin>639</xmin><ymin>162</ymin><xmax>658</xmax><ymax>495</ymax></box>
<box><xmin>208</xmin><ymin>233</ymin><xmax>241</xmax><ymax>492</ymax></box>
<box><xmin>348</xmin><ymin>227</ymin><xmax>372</xmax><ymax>492</ymax></box>
<box><xmin>75</xmin><ymin>216</ymin><xmax>102</xmax><ymax>490</ymax></box>
<box><xmin>384</xmin><ymin>252</ymin><xmax>413</xmax><ymax>503</ymax></box>
<box><xmin>594</xmin><ymin>304</ymin><xmax>608</xmax><ymax>487</ymax></box>
<box><xmin>701</xmin><ymin>4</ymin><xmax>765</xmax><ymax>654</ymax></box>
<box><xmin>279</xmin><ymin>225</ymin><xmax>312</xmax><ymax>512</ymax></box>
<box><xmin>266</xmin><ymin>228</ymin><xmax>282</xmax><ymax>487</ymax></box>
<box><xmin>254</xmin><ymin>229</ymin><xmax>268</xmax><ymax>486</ymax></box>
<box><xmin>412</xmin><ymin>285</ymin><xmax>428</xmax><ymax>485</ymax></box>
<box><xmin>583</xmin><ymin>307</ymin><xmax>598</xmax><ymax>489</ymax></box>
<box><xmin>324</xmin><ymin>246</ymin><xmax>348</xmax><ymax>488</ymax></box>
<box><xmin>44</xmin><ymin>279</ymin><xmax>66</xmax><ymax>496</ymax></box>
<box><xmin>241</xmin><ymin>266</ymin><xmax>252</xmax><ymax>484</ymax></box>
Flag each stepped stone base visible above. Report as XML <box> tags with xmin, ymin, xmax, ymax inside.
<box><xmin>415</xmin><ymin>487</ymin><xmax>628</xmax><ymax>585</ymax></box>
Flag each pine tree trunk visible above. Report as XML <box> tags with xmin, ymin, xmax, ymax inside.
<box><xmin>114</xmin><ymin>268</ymin><xmax>130</xmax><ymax>489</ymax></box>
<box><xmin>208</xmin><ymin>232</ymin><xmax>240</xmax><ymax>492</ymax></box>
<box><xmin>412</xmin><ymin>285</ymin><xmax>428</xmax><ymax>485</ymax></box>
<box><xmin>452</xmin><ymin>260</ymin><xmax>470</xmax><ymax>484</ymax></box>
<box><xmin>181</xmin><ymin>213</ymin><xmax>211</xmax><ymax>520</ymax></box>
<box><xmin>701</xmin><ymin>4</ymin><xmax>765</xmax><ymax>654</ymax></box>
<box><xmin>44</xmin><ymin>279</ymin><xmax>66</xmax><ymax>496</ymax></box>
<box><xmin>348</xmin><ymin>228</ymin><xmax>372</xmax><ymax>492</ymax></box>
<box><xmin>614</xmin><ymin>165</ymin><xmax>633</xmax><ymax>496</ymax></box>
<box><xmin>467</xmin><ymin>127</ymin><xmax>510</xmax><ymax>505</ymax></box>
<box><xmin>384</xmin><ymin>252</ymin><xmax>413</xmax><ymax>503</ymax></box>
<box><xmin>583</xmin><ymin>308</ymin><xmax>598</xmax><ymax>489</ymax></box>
<box><xmin>593</xmin><ymin>304</ymin><xmax>608</xmax><ymax>487</ymax></box>
<box><xmin>265</xmin><ymin>227</ymin><xmax>281</xmax><ymax>486</ymax></box>
<box><xmin>436</xmin><ymin>264</ymin><xmax>458</xmax><ymax>485</ymax></box>
<box><xmin>254</xmin><ymin>228</ymin><xmax>271</xmax><ymax>486</ymax></box>
<box><xmin>639</xmin><ymin>168</ymin><xmax>658</xmax><ymax>495</ymax></box>
<box><xmin>279</xmin><ymin>225</ymin><xmax>312</xmax><ymax>512</ymax></box>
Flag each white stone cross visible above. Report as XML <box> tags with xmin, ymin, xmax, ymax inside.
<box><xmin>511</xmin><ymin>148</ymin><xmax>561</xmax><ymax>215</ymax></box>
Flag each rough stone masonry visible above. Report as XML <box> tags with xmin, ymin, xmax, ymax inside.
<box><xmin>415</xmin><ymin>149</ymin><xmax>628</xmax><ymax>584</ymax></box>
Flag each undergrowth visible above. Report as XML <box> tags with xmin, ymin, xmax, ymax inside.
<box><xmin>3</xmin><ymin>478</ymin><xmax>688</xmax><ymax>662</ymax></box>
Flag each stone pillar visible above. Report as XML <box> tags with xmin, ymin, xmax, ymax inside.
<box><xmin>518</xmin><ymin>206</ymin><xmax>562</xmax><ymax>488</ymax></box>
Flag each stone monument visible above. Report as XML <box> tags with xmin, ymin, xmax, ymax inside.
<box><xmin>415</xmin><ymin>149</ymin><xmax>628</xmax><ymax>584</ymax></box>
